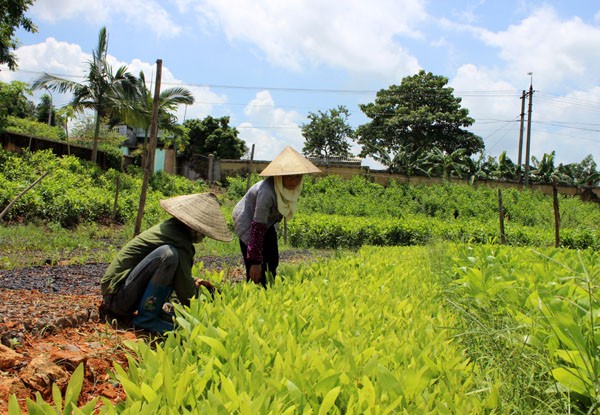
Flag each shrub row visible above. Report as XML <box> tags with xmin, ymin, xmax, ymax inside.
<box><xmin>286</xmin><ymin>213</ymin><xmax>600</xmax><ymax>250</ymax></box>
<box><xmin>0</xmin><ymin>149</ymin><xmax>207</xmax><ymax>227</ymax></box>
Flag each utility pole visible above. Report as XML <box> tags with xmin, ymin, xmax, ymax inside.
<box><xmin>517</xmin><ymin>90</ymin><xmax>526</xmax><ymax>183</ymax></box>
<box><xmin>524</xmin><ymin>73</ymin><xmax>533</xmax><ymax>186</ymax></box>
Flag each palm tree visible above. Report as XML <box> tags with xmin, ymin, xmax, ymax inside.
<box><xmin>31</xmin><ymin>27</ymin><xmax>139</xmax><ymax>164</ymax></box>
<box><xmin>121</xmin><ymin>71</ymin><xmax>194</xmax><ymax>170</ymax></box>
<box><xmin>422</xmin><ymin>147</ymin><xmax>471</xmax><ymax>179</ymax></box>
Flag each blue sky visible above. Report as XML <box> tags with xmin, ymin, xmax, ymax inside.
<box><xmin>2</xmin><ymin>0</ymin><xmax>600</xmax><ymax>168</ymax></box>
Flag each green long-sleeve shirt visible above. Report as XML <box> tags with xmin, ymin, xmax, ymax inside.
<box><xmin>101</xmin><ymin>218</ymin><xmax>197</xmax><ymax>305</ymax></box>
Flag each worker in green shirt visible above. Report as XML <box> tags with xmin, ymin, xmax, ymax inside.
<box><xmin>100</xmin><ymin>193</ymin><xmax>232</xmax><ymax>334</ymax></box>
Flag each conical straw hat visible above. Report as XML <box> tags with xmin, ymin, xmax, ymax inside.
<box><xmin>259</xmin><ymin>146</ymin><xmax>322</xmax><ymax>176</ymax></box>
<box><xmin>160</xmin><ymin>193</ymin><xmax>232</xmax><ymax>242</ymax></box>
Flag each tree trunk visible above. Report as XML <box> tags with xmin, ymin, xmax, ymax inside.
<box><xmin>134</xmin><ymin>59</ymin><xmax>162</xmax><ymax>236</ymax></box>
<box><xmin>91</xmin><ymin>111</ymin><xmax>101</xmax><ymax>164</ymax></box>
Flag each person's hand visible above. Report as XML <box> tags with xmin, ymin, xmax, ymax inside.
<box><xmin>195</xmin><ymin>279</ymin><xmax>216</xmax><ymax>295</ymax></box>
<box><xmin>249</xmin><ymin>264</ymin><xmax>262</xmax><ymax>283</ymax></box>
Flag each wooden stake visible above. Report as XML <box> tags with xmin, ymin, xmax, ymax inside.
<box><xmin>498</xmin><ymin>188</ymin><xmax>506</xmax><ymax>244</ymax></box>
<box><xmin>553</xmin><ymin>179</ymin><xmax>560</xmax><ymax>247</ymax></box>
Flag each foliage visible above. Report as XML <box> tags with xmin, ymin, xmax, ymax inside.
<box><xmin>0</xmin><ymin>149</ymin><xmax>207</xmax><ymax>229</ymax></box>
<box><xmin>556</xmin><ymin>154</ymin><xmax>600</xmax><ymax>187</ymax></box>
<box><xmin>222</xmin><ymin>173</ymin><xmax>262</xmax><ymax>203</ymax></box>
<box><xmin>31</xmin><ymin>27</ymin><xmax>140</xmax><ymax>164</ymax></box>
<box><xmin>4</xmin><ymin>115</ymin><xmax>66</xmax><ymax>140</ymax></box>
<box><xmin>0</xmin><ymin>80</ymin><xmax>36</xmax><ymax>130</ymax></box>
<box><xmin>34</xmin><ymin>93</ymin><xmax>57</xmax><ymax>126</ymax></box>
<box><xmin>301</xmin><ymin>105</ymin><xmax>353</xmax><ymax>159</ymax></box>
<box><xmin>420</xmin><ymin>147</ymin><xmax>472</xmax><ymax>179</ymax></box>
<box><xmin>448</xmin><ymin>244</ymin><xmax>600</xmax><ymax>413</ymax></box>
<box><xmin>0</xmin><ymin>0</ymin><xmax>36</xmax><ymax>70</ymax></box>
<box><xmin>356</xmin><ymin>70</ymin><xmax>484</xmax><ymax>172</ymax></box>
<box><xmin>181</xmin><ymin>116</ymin><xmax>247</xmax><ymax>161</ymax></box>
<box><xmin>17</xmin><ymin>244</ymin><xmax>594</xmax><ymax>413</ymax></box>
<box><xmin>148</xmin><ymin>170</ymin><xmax>206</xmax><ymax>197</ymax></box>
<box><xmin>0</xmin><ymin>221</ymin><xmax>126</xmax><ymax>269</ymax></box>
<box><xmin>122</xmin><ymin>71</ymin><xmax>194</xmax><ymax>155</ymax></box>
<box><xmin>70</xmin><ymin>114</ymin><xmax>128</xmax><ymax>145</ymax></box>
<box><xmin>530</xmin><ymin>151</ymin><xmax>558</xmax><ymax>184</ymax></box>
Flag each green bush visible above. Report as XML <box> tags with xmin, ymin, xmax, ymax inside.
<box><xmin>0</xmin><ymin>149</ymin><xmax>204</xmax><ymax>228</ymax></box>
<box><xmin>4</xmin><ymin>115</ymin><xmax>66</xmax><ymax>140</ymax></box>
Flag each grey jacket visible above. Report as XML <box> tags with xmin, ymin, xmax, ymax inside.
<box><xmin>232</xmin><ymin>177</ymin><xmax>283</xmax><ymax>244</ymax></box>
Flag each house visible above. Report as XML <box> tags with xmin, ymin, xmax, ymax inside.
<box><xmin>114</xmin><ymin>125</ymin><xmax>176</xmax><ymax>174</ymax></box>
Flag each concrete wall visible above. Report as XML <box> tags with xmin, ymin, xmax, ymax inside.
<box><xmin>219</xmin><ymin>158</ymin><xmax>600</xmax><ymax>202</ymax></box>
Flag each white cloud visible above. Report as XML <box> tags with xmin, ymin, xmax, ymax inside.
<box><xmin>189</xmin><ymin>0</ymin><xmax>425</xmax><ymax>78</ymax></box>
<box><xmin>476</xmin><ymin>6</ymin><xmax>600</xmax><ymax>91</ymax></box>
<box><xmin>1</xmin><ymin>38</ymin><xmax>225</xmax><ymax>126</ymax></box>
<box><xmin>30</xmin><ymin>0</ymin><xmax>182</xmax><ymax>38</ymax></box>
<box><xmin>239</xmin><ymin>91</ymin><xmax>305</xmax><ymax>159</ymax></box>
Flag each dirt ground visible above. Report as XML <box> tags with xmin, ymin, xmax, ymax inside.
<box><xmin>0</xmin><ymin>252</ymin><xmax>314</xmax><ymax>413</ymax></box>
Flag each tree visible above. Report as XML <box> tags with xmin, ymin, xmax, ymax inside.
<box><xmin>421</xmin><ymin>147</ymin><xmax>471</xmax><ymax>179</ymax></box>
<box><xmin>471</xmin><ymin>152</ymin><xmax>498</xmax><ymax>181</ymax></box>
<box><xmin>182</xmin><ymin>116</ymin><xmax>247</xmax><ymax>161</ymax></box>
<box><xmin>31</xmin><ymin>27</ymin><xmax>140</xmax><ymax>164</ymax></box>
<box><xmin>0</xmin><ymin>0</ymin><xmax>36</xmax><ymax>70</ymax></box>
<box><xmin>34</xmin><ymin>93</ymin><xmax>56</xmax><ymax>126</ymax></box>
<box><xmin>556</xmin><ymin>154</ymin><xmax>600</xmax><ymax>187</ymax></box>
<box><xmin>530</xmin><ymin>152</ymin><xmax>557</xmax><ymax>184</ymax></box>
<box><xmin>496</xmin><ymin>151</ymin><xmax>517</xmax><ymax>181</ymax></box>
<box><xmin>301</xmin><ymin>105</ymin><xmax>353</xmax><ymax>160</ymax></box>
<box><xmin>356</xmin><ymin>70</ymin><xmax>484</xmax><ymax>172</ymax></box>
<box><xmin>0</xmin><ymin>80</ymin><xmax>35</xmax><ymax>129</ymax></box>
<box><xmin>122</xmin><ymin>71</ymin><xmax>195</xmax><ymax>155</ymax></box>
<box><xmin>55</xmin><ymin>105</ymin><xmax>75</xmax><ymax>154</ymax></box>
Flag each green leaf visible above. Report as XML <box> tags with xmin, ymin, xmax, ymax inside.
<box><xmin>315</xmin><ymin>374</ymin><xmax>340</xmax><ymax>396</ymax></box>
<box><xmin>318</xmin><ymin>386</ymin><xmax>341</xmax><ymax>415</ymax></box>
<box><xmin>198</xmin><ymin>335</ymin><xmax>228</xmax><ymax>358</ymax></box>
<box><xmin>117</xmin><ymin>376</ymin><xmax>143</xmax><ymax>401</ymax></box>
<box><xmin>140</xmin><ymin>383</ymin><xmax>158</xmax><ymax>402</ymax></box>
<box><xmin>63</xmin><ymin>363</ymin><xmax>85</xmax><ymax>413</ymax></box>
<box><xmin>552</xmin><ymin>367</ymin><xmax>590</xmax><ymax>396</ymax></box>
<box><xmin>52</xmin><ymin>383</ymin><xmax>63</xmax><ymax>413</ymax></box>
<box><xmin>220</xmin><ymin>373</ymin><xmax>239</xmax><ymax>402</ymax></box>
<box><xmin>286</xmin><ymin>379</ymin><xmax>303</xmax><ymax>403</ymax></box>
<box><xmin>8</xmin><ymin>395</ymin><xmax>22</xmax><ymax>415</ymax></box>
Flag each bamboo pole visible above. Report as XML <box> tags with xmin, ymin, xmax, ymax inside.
<box><xmin>0</xmin><ymin>171</ymin><xmax>50</xmax><ymax>221</ymax></box>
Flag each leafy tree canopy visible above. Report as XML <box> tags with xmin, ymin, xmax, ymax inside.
<box><xmin>182</xmin><ymin>116</ymin><xmax>247</xmax><ymax>160</ymax></box>
<box><xmin>0</xmin><ymin>0</ymin><xmax>36</xmax><ymax>70</ymax></box>
<box><xmin>556</xmin><ymin>154</ymin><xmax>599</xmax><ymax>186</ymax></box>
<box><xmin>34</xmin><ymin>93</ymin><xmax>57</xmax><ymax>126</ymax></box>
<box><xmin>31</xmin><ymin>27</ymin><xmax>140</xmax><ymax>164</ymax></box>
<box><xmin>0</xmin><ymin>80</ymin><xmax>35</xmax><ymax>129</ymax></box>
<box><xmin>356</xmin><ymin>70</ymin><xmax>484</xmax><ymax>172</ymax></box>
<box><xmin>301</xmin><ymin>105</ymin><xmax>354</xmax><ymax>160</ymax></box>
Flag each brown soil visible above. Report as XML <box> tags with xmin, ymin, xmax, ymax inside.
<box><xmin>0</xmin><ymin>251</ymin><xmax>315</xmax><ymax>414</ymax></box>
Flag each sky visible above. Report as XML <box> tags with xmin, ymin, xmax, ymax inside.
<box><xmin>2</xmin><ymin>0</ymin><xmax>600</xmax><ymax>169</ymax></box>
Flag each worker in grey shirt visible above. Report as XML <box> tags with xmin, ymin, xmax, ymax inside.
<box><xmin>232</xmin><ymin>146</ymin><xmax>320</xmax><ymax>286</ymax></box>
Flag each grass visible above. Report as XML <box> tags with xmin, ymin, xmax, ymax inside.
<box><xmin>0</xmin><ymin>221</ymin><xmax>127</xmax><ymax>269</ymax></box>
<box><xmin>0</xmin><ymin>220</ymin><xmax>304</xmax><ymax>269</ymax></box>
